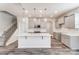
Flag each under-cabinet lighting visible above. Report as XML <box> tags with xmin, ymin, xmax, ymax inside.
<box><xmin>44</xmin><ymin>18</ymin><xmax>47</xmax><ymax>22</ymax></box>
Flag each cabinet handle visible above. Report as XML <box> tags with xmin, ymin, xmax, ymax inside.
<box><xmin>42</xmin><ymin>36</ymin><xmax>43</xmax><ymax>39</ymax></box>
<box><xmin>25</xmin><ymin>36</ymin><xmax>27</xmax><ymax>39</ymax></box>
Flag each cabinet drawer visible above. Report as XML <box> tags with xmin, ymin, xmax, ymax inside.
<box><xmin>18</xmin><ymin>43</ymin><xmax>50</xmax><ymax>48</ymax></box>
<box><xmin>19</xmin><ymin>36</ymin><xmax>50</xmax><ymax>43</ymax></box>
<box><xmin>18</xmin><ymin>36</ymin><xmax>51</xmax><ymax>48</ymax></box>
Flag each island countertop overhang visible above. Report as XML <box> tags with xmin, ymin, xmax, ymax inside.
<box><xmin>17</xmin><ymin>33</ymin><xmax>52</xmax><ymax>36</ymax></box>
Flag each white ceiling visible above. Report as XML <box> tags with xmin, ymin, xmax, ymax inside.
<box><xmin>0</xmin><ymin>3</ymin><xmax>79</xmax><ymax>18</ymax></box>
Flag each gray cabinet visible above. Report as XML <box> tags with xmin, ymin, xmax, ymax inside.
<box><xmin>64</xmin><ymin>13</ymin><xmax>79</xmax><ymax>29</ymax></box>
<box><xmin>64</xmin><ymin>14</ymin><xmax>75</xmax><ymax>29</ymax></box>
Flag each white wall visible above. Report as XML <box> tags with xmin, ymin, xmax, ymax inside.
<box><xmin>52</xmin><ymin>18</ymin><xmax>56</xmax><ymax>31</ymax></box>
<box><xmin>0</xmin><ymin>12</ymin><xmax>14</xmax><ymax>31</ymax></box>
<box><xmin>17</xmin><ymin>16</ymin><xmax>28</xmax><ymax>33</ymax></box>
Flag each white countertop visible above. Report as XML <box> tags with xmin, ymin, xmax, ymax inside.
<box><xmin>18</xmin><ymin>33</ymin><xmax>52</xmax><ymax>36</ymax></box>
<box><xmin>54</xmin><ymin>28</ymin><xmax>79</xmax><ymax>36</ymax></box>
<box><xmin>28</xmin><ymin>29</ymin><xmax>47</xmax><ymax>33</ymax></box>
<box><xmin>62</xmin><ymin>31</ymin><xmax>79</xmax><ymax>36</ymax></box>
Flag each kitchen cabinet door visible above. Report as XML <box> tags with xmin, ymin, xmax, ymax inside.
<box><xmin>64</xmin><ymin>14</ymin><xmax>75</xmax><ymax>29</ymax></box>
<box><xmin>18</xmin><ymin>36</ymin><xmax>51</xmax><ymax>48</ymax></box>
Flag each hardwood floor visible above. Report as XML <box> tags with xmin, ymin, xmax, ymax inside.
<box><xmin>0</xmin><ymin>30</ymin><xmax>78</xmax><ymax>55</ymax></box>
<box><xmin>0</xmin><ymin>38</ymin><xmax>75</xmax><ymax>55</ymax></box>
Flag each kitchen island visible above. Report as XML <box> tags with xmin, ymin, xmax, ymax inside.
<box><xmin>18</xmin><ymin>33</ymin><xmax>51</xmax><ymax>48</ymax></box>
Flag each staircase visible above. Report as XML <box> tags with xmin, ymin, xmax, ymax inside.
<box><xmin>0</xmin><ymin>22</ymin><xmax>17</xmax><ymax>47</ymax></box>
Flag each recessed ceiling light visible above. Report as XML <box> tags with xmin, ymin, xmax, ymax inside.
<box><xmin>44</xmin><ymin>18</ymin><xmax>47</xmax><ymax>22</ymax></box>
<box><xmin>54</xmin><ymin>10</ymin><xmax>58</xmax><ymax>14</ymax></box>
<box><xmin>39</xmin><ymin>10</ymin><xmax>42</xmax><ymax>13</ymax></box>
<box><xmin>25</xmin><ymin>10</ymin><xmax>28</xmax><ymax>14</ymax></box>
<box><xmin>33</xmin><ymin>18</ymin><xmax>37</xmax><ymax>22</ymax></box>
